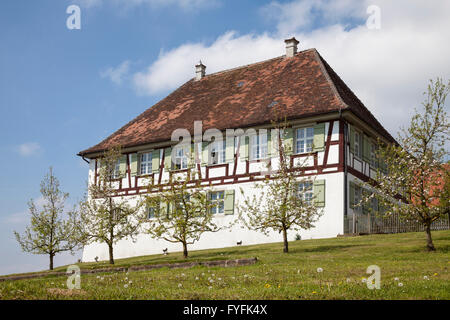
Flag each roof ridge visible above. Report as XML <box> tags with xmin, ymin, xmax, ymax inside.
<box><xmin>197</xmin><ymin>48</ymin><xmax>317</xmax><ymax>80</ymax></box>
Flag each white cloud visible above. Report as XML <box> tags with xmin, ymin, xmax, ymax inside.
<box><xmin>100</xmin><ymin>60</ymin><xmax>131</xmax><ymax>85</ymax></box>
<box><xmin>133</xmin><ymin>31</ymin><xmax>283</xmax><ymax>94</ymax></box>
<box><xmin>16</xmin><ymin>142</ymin><xmax>42</xmax><ymax>157</ymax></box>
<box><xmin>132</xmin><ymin>0</ymin><xmax>450</xmax><ymax>136</ymax></box>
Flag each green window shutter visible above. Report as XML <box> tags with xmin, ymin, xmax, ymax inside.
<box><xmin>152</xmin><ymin>149</ymin><xmax>160</xmax><ymax>173</ymax></box>
<box><xmin>130</xmin><ymin>153</ymin><xmax>138</xmax><ymax>176</ymax></box>
<box><xmin>284</xmin><ymin>128</ymin><xmax>293</xmax><ymax>155</ymax></box>
<box><xmin>313</xmin><ymin>123</ymin><xmax>325</xmax><ymax>152</ymax></box>
<box><xmin>164</xmin><ymin>147</ymin><xmax>172</xmax><ymax>171</ymax></box>
<box><xmin>160</xmin><ymin>201</ymin><xmax>168</xmax><ymax>218</ymax></box>
<box><xmin>267</xmin><ymin>129</ymin><xmax>272</xmax><ymax>157</ymax></box>
<box><xmin>363</xmin><ymin>135</ymin><xmax>370</xmax><ymax>162</ymax></box>
<box><xmin>313</xmin><ymin>179</ymin><xmax>325</xmax><ymax>207</ymax></box>
<box><xmin>201</xmin><ymin>142</ymin><xmax>209</xmax><ymax>166</ymax></box>
<box><xmin>119</xmin><ymin>155</ymin><xmax>127</xmax><ymax>177</ymax></box>
<box><xmin>225</xmin><ymin>136</ymin><xmax>235</xmax><ymax>163</ymax></box>
<box><xmin>239</xmin><ymin>136</ymin><xmax>249</xmax><ymax>161</ymax></box>
<box><xmin>349</xmin><ymin>125</ymin><xmax>355</xmax><ymax>153</ymax></box>
<box><xmin>224</xmin><ymin>190</ymin><xmax>235</xmax><ymax>215</ymax></box>
<box><xmin>349</xmin><ymin>181</ymin><xmax>355</xmax><ymax>208</ymax></box>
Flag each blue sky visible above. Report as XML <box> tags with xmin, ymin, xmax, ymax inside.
<box><xmin>0</xmin><ymin>0</ymin><xmax>449</xmax><ymax>275</ymax></box>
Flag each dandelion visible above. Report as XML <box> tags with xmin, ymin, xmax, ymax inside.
<box><xmin>209</xmin><ymin>279</ymin><xmax>214</xmax><ymax>283</ymax></box>
<box><xmin>346</xmin><ymin>278</ymin><xmax>351</xmax><ymax>283</ymax></box>
<box><xmin>312</xmin><ymin>291</ymin><xmax>317</xmax><ymax>294</ymax></box>
<box><xmin>181</xmin><ymin>273</ymin><xmax>185</xmax><ymax>277</ymax></box>
<box><xmin>201</xmin><ymin>273</ymin><xmax>205</xmax><ymax>276</ymax></box>
<box><xmin>129</xmin><ymin>281</ymin><xmax>133</xmax><ymax>285</ymax></box>
<box><xmin>212</xmin><ymin>274</ymin><xmax>215</xmax><ymax>277</ymax></box>
<box><xmin>361</xmin><ymin>278</ymin><xmax>367</xmax><ymax>283</ymax></box>
<box><xmin>394</xmin><ymin>277</ymin><xmax>399</xmax><ymax>281</ymax></box>
<box><xmin>178</xmin><ymin>283</ymin><xmax>182</xmax><ymax>288</ymax></box>
<box><xmin>195</xmin><ymin>277</ymin><xmax>199</xmax><ymax>280</ymax></box>
<box><xmin>208</xmin><ymin>286</ymin><xmax>212</xmax><ymax>290</ymax></box>
<box><xmin>243</xmin><ymin>274</ymin><xmax>249</xmax><ymax>278</ymax></box>
<box><xmin>264</xmin><ymin>284</ymin><xmax>271</xmax><ymax>288</ymax></box>
<box><xmin>398</xmin><ymin>282</ymin><xmax>403</xmax><ymax>287</ymax></box>
<box><xmin>423</xmin><ymin>276</ymin><xmax>429</xmax><ymax>280</ymax></box>
<box><xmin>297</xmin><ymin>269</ymin><xmax>300</xmax><ymax>274</ymax></box>
<box><xmin>124</xmin><ymin>284</ymin><xmax>128</xmax><ymax>288</ymax></box>
<box><xmin>218</xmin><ymin>278</ymin><xmax>222</xmax><ymax>281</ymax></box>
<box><xmin>231</xmin><ymin>276</ymin><xmax>236</xmax><ymax>280</ymax></box>
<box><xmin>96</xmin><ymin>276</ymin><xmax>100</xmax><ymax>279</ymax></box>
<box><xmin>433</xmin><ymin>273</ymin><xmax>438</xmax><ymax>276</ymax></box>
<box><xmin>317</xmin><ymin>267</ymin><xmax>323</xmax><ymax>273</ymax></box>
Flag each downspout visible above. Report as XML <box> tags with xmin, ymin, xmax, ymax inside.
<box><xmin>340</xmin><ymin>110</ymin><xmax>349</xmax><ymax>234</ymax></box>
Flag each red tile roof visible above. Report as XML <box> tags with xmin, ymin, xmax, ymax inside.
<box><xmin>79</xmin><ymin>48</ymin><xmax>394</xmax><ymax>157</ymax></box>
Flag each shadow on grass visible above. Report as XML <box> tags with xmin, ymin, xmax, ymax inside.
<box><xmin>290</xmin><ymin>244</ymin><xmax>367</xmax><ymax>254</ymax></box>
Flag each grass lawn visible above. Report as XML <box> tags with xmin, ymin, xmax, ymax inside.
<box><xmin>0</xmin><ymin>230</ymin><xmax>449</xmax><ymax>300</ymax></box>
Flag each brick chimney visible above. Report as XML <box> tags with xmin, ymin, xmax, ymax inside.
<box><xmin>195</xmin><ymin>61</ymin><xmax>206</xmax><ymax>81</ymax></box>
<box><xmin>284</xmin><ymin>37</ymin><xmax>299</xmax><ymax>58</ymax></box>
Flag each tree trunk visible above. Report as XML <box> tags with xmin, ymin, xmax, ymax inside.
<box><xmin>425</xmin><ymin>224</ymin><xmax>436</xmax><ymax>251</ymax></box>
<box><xmin>108</xmin><ymin>244</ymin><xmax>115</xmax><ymax>264</ymax></box>
<box><xmin>49</xmin><ymin>253</ymin><xmax>54</xmax><ymax>270</ymax></box>
<box><xmin>182</xmin><ymin>242</ymin><xmax>188</xmax><ymax>258</ymax></box>
<box><xmin>282</xmin><ymin>228</ymin><xmax>289</xmax><ymax>253</ymax></box>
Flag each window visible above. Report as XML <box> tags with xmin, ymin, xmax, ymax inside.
<box><xmin>140</xmin><ymin>152</ymin><xmax>152</xmax><ymax>175</ymax></box>
<box><xmin>210</xmin><ymin>140</ymin><xmax>226</xmax><ymax>165</ymax></box>
<box><xmin>112</xmin><ymin>159</ymin><xmax>121</xmax><ymax>179</ymax></box>
<box><xmin>295</xmin><ymin>127</ymin><xmax>314</xmax><ymax>154</ymax></box>
<box><xmin>250</xmin><ymin>132</ymin><xmax>268</xmax><ymax>160</ymax></box>
<box><xmin>370</xmin><ymin>143</ymin><xmax>378</xmax><ymax>168</ymax></box>
<box><xmin>209</xmin><ymin>191</ymin><xmax>225</xmax><ymax>214</ymax></box>
<box><xmin>297</xmin><ymin>181</ymin><xmax>313</xmax><ymax>204</ymax></box>
<box><xmin>174</xmin><ymin>146</ymin><xmax>188</xmax><ymax>170</ymax></box>
<box><xmin>147</xmin><ymin>206</ymin><xmax>158</xmax><ymax>219</ymax></box>
<box><xmin>354</xmin><ymin>131</ymin><xmax>363</xmax><ymax>158</ymax></box>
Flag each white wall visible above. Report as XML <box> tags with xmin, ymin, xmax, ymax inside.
<box><xmin>81</xmin><ymin>171</ymin><xmax>344</xmax><ymax>262</ymax></box>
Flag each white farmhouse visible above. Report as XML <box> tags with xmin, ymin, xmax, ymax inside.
<box><xmin>78</xmin><ymin>38</ymin><xmax>397</xmax><ymax>262</ymax></box>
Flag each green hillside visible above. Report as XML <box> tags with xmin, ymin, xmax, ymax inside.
<box><xmin>0</xmin><ymin>230</ymin><xmax>449</xmax><ymax>300</ymax></box>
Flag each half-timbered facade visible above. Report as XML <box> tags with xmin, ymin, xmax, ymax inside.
<box><xmin>78</xmin><ymin>38</ymin><xmax>397</xmax><ymax>262</ymax></box>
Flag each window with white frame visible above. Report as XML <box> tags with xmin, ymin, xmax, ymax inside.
<box><xmin>297</xmin><ymin>181</ymin><xmax>313</xmax><ymax>204</ymax></box>
<box><xmin>210</xmin><ymin>140</ymin><xmax>226</xmax><ymax>165</ymax></box>
<box><xmin>140</xmin><ymin>152</ymin><xmax>152</xmax><ymax>175</ymax></box>
<box><xmin>209</xmin><ymin>191</ymin><xmax>224</xmax><ymax>214</ymax></box>
<box><xmin>174</xmin><ymin>146</ymin><xmax>188</xmax><ymax>170</ymax></box>
<box><xmin>112</xmin><ymin>159</ymin><xmax>121</xmax><ymax>179</ymax></box>
<box><xmin>250</xmin><ymin>132</ymin><xmax>268</xmax><ymax>160</ymax></box>
<box><xmin>354</xmin><ymin>130</ymin><xmax>363</xmax><ymax>159</ymax></box>
<box><xmin>295</xmin><ymin>127</ymin><xmax>314</xmax><ymax>154</ymax></box>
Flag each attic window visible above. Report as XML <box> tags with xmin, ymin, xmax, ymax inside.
<box><xmin>268</xmin><ymin>100</ymin><xmax>278</xmax><ymax>108</ymax></box>
<box><xmin>237</xmin><ymin>81</ymin><xmax>245</xmax><ymax>87</ymax></box>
